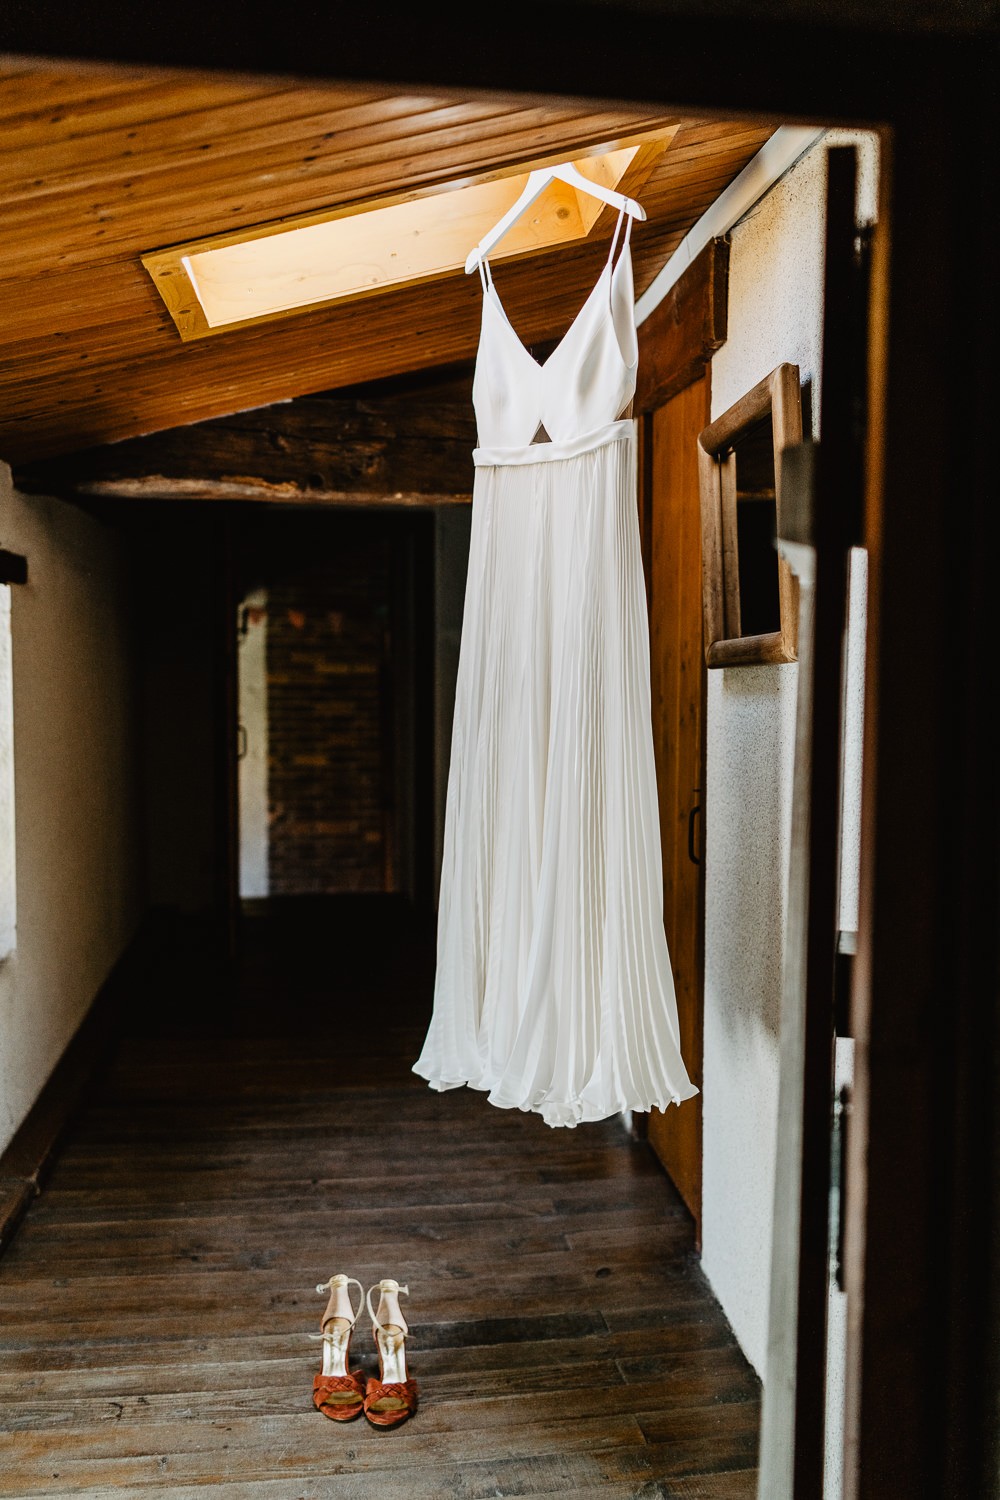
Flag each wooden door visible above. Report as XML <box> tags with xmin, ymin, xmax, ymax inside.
<box><xmin>644</xmin><ymin>375</ymin><xmax>710</xmax><ymax>1235</ymax></box>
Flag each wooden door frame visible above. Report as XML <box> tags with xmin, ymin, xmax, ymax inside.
<box><xmin>3</xmin><ymin>17</ymin><xmax>997</xmax><ymax>1491</ymax></box>
<box><xmin>640</xmin><ymin>378</ymin><xmax>711</xmax><ymax>1237</ymax></box>
<box><xmin>633</xmin><ymin>239</ymin><xmax>726</xmax><ymax>1238</ymax></box>
<box><xmin>843</xmin><ymin>104</ymin><xmax>997</xmax><ymax>1498</ymax></box>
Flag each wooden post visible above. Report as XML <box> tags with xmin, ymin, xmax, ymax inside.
<box><xmin>757</xmin><ymin>147</ymin><xmax>869</xmax><ymax>1499</ymax></box>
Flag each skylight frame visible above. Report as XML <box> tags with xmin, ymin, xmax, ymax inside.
<box><xmin>142</xmin><ymin>125</ymin><xmax>676</xmax><ymax>341</ymax></box>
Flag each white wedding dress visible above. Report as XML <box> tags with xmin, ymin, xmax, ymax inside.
<box><xmin>413</xmin><ymin>210</ymin><xmax>698</xmax><ymax>1127</ymax></box>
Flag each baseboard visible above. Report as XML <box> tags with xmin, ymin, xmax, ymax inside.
<box><xmin>0</xmin><ymin>914</ymin><xmax>152</xmax><ymax>1258</ymax></box>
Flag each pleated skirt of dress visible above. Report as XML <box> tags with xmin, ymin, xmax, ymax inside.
<box><xmin>412</xmin><ymin>424</ymin><xmax>699</xmax><ymax>1127</ymax></box>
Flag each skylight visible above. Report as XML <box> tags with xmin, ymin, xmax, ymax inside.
<box><xmin>143</xmin><ymin>130</ymin><xmax>675</xmax><ymax>341</ymax></box>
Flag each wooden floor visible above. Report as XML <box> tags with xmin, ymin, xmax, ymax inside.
<box><xmin>0</xmin><ymin>900</ymin><xmax>761</xmax><ymax>1499</ymax></box>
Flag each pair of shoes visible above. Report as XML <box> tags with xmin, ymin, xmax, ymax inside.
<box><xmin>311</xmin><ymin>1273</ymin><xmax>418</xmax><ymax>1429</ymax></box>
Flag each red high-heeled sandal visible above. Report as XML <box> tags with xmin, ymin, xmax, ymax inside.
<box><xmin>311</xmin><ymin>1274</ymin><xmax>366</xmax><ymax>1421</ymax></box>
<box><xmin>363</xmin><ymin>1278</ymin><xmax>418</xmax><ymax>1429</ymax></box>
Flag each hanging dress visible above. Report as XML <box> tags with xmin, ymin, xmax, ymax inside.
<box><xmin>413</xmin><ymin>210</ymin><xmax>699</xmax><ymax>1128</ymax></box>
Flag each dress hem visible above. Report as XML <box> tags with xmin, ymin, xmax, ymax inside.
<box><xmin>411</xmin><ymin>1062</ymin><xmax>699</xmax><ymax>1130</ymax></box>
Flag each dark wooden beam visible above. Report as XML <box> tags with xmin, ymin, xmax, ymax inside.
<box><xmin>0</xmin><ymin>4</ymin><xmax>985</xmax><ymax>126</ymax></box>
<box><xmin>38</xmin><ymin>478</ymin><xmax>473</xmax><ymax>507</ymax></box>
<box><xmin>13</xmin><ymin>369</ymin><xmax>478</xmax><ymax>507</ymax></box>
<box><xmin>635</xmin><ymin>240</ymin><xmax>728</xmax><ymax>414</ymax></box>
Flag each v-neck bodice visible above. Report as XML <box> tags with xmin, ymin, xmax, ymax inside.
<box><xmin>471</xmin><ymin>213</ymin><xmax>638</xmax><ymax>464</ymax></box>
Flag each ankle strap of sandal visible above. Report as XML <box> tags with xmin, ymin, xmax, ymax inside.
<box><xmin>366</xmin><ymin>1278</ymin><xmax>409</xmax><ymax>1336</ymax></box>
<box><xmin>315</xmin><ymin>1273</ymin><xmax>365</xmax><ymax>1329</ymax></box>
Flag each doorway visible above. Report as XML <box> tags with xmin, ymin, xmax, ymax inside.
<box><xmin>229</xmin><ymin>509</ymin><xmax>438</xmax><ymax>917</ymax></box>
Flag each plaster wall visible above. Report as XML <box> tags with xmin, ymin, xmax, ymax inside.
<box><xmin>0</xmin><ymin>464</ymin><xmax>143</xmax><ymax>1154</ymax></box>
<box><xmin>700</xmin><ymin>132</ymin><xmax>877</xmax><ymax>1382</ymax></box>
<box><xmin>237</xmin><ymin>588</ymin><xmax>269</xmax><ymax>898</ymax></box>
<box><xmin>0</xmin><ymin>586</ymin><xmax>14</xmax><ymax>959</ymax></box>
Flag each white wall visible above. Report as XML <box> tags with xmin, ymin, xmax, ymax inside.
<box><xmin>0</xmin><ymin>586</ymin><xmax>15</xmax><ymax>960</ymax></box>
<box><xmin>700</xmin><ymin>132</ymin><xmax>878</xmax><ymax>1383</ymax></box>
<box><xmin>237</xmin><ymin>588</ymin><xmax>269</xmax><ymax>898</ymax></box>
<box><xmin>0</xmin><ymin>464</ymin><xmax>144</xmax><ymax>1155</ymax></box>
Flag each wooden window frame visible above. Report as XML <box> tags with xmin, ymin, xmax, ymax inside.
<box><xmin>142</xmin><ymin>130</ymin><xmax>675</xmax><ymax>342</ymax></box>
<box><xmin>697</xmin><ymin>362</ymin><xmax>802</xmax><ymax>668</ymax></box>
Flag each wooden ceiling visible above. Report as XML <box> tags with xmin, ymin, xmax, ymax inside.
<box><xmin>0</xmin><ymin>65</ymin><xmax>774</xmax><ymax>463</ymax></box>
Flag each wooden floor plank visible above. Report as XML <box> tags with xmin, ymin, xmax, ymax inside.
<box><xmin>0</xmin><ymin>901</ymin><xmax>761</xmax><ymax>1496</ymax></box>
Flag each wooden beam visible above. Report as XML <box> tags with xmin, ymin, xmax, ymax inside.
<box><xmin>635</xmin><ymin>239</ymin><xmax>729</xmax><ymax>413</ymax></box>
<box><xmin>47</xmin><ymin>478</ymin><xmax>473</xmax><ymax>507</ymax></box>
<box><xmin>0</xmin><ymin>5</ymin><xmax>980</xmax><ymax>120</ymax></box>
<box><xmin>13</xmin><ymin>372</ymin><xmax>478</xmax><ymax>506</ymax></box>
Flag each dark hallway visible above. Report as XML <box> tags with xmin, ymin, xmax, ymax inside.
<box><xmin>0</xmin><ymin>903</ymin><xmax>760</xmax><ymax>1498</ymax></box>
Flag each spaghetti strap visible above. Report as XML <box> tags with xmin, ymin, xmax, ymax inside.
<box><xmin>606</xmin><ymin>204</ymin><xmax>631</xmax><ymax>269</ymax></box>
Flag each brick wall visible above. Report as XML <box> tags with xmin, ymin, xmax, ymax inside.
<box><xmin>266</xmin><ymin>542</ymin><xmax>393</xmax><ymax>894</ymax></box>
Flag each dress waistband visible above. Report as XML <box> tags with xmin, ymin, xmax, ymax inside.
<box><xmin>473</xmin><ymin>418</ymin><xmax>635</xmax><ymax>468</ymax></box>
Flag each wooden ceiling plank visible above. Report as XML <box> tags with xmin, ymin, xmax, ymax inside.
<box><xmin>0</xmin><ymin>85</ymin><xmax>405</xmax><ymax>179</ymax></box>
<box><xmin>0</xmin><ymin>100</ymin><xmax>621</xmax><ymax>222</ymax></box>
<box><xmin>0</xmin><ymin>70</ymin><xmax>283</xmax><ymax>119</ymax></box>
<box><xmin>0</xmin><ymin>282</ymin><xmax>159</xmax><ymax>344</ymax></box>
<box><xmin>653</xmin><ymin>141</ymin><xmax>764</xmax><ymax>174</ymax></box>
<box><xmin>649</xmin><ymin>140</ymin><xmax>776</xmax><ymax>181</ymax></box>
<box><xmin>5</xmin><ymin>279</ymin><xmax>477</xmax><ymax>381</ymax></box>
<box><xmin>650</xmin><ymin>148</ymin><xmax>775</xmax><ymax>189</ymax></box>
<box><xmin>645</xmin><ymin>141</ymin><xmax>775</xmax><ymax>183</ymax></box>
<box><xmin>0</xmin><ymin>68</ymin><xmax>203</xmax><ymax>113</ymax></box>
<box><xmin>647</xmin><ymin>168</ymin><xmax>768</xmax><ymax>208</ymax></box>
<box><xmin>0</xmin><ymin>75</ymin><xmax>288</xmax><ymax>154</ymax></box>
<box><xmin>0</xmin><ymin>92</ymin><xmax>487</xmax><ymax>196</ymax></box>
<box><xmin>0</xmin><ymin>109</ymin><xmax>682</xmax><ymax>276</ymax></box>
<box><xmin>656</xmin><ymin>138</ymin><xmax>779</xmax><ymax>176</ymax></box>
<box><xmin>665</xmin><ymin>118</ymin><xmax>775</xmax><ymax>145</ymax></box>
<box><xmin>2</xmin><ymin>100</ymin><xmax>675</xmax><ymax>227</ymax></box>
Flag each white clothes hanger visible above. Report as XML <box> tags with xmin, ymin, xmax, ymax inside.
<box><xmin>464</xmin><ymin>161</ymin><xmax>646</xmax><ymax>275</ymax></box>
